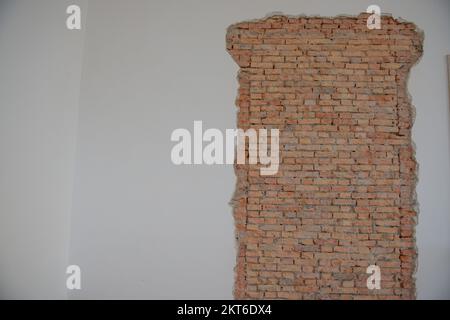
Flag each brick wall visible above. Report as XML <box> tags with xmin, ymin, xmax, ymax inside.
<box><xmin>226</xmin><ymin>13</ymin><xmax>423</xmax><ymax>299</ymax></box>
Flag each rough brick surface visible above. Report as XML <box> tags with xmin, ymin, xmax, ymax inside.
<box><xmin>226</xmin><ymin>13</ymin><xmax>423</xmax><ymax>299</ymax></box>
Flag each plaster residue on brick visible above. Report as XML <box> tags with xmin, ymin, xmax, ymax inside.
<box><xmin>226</xmin><ymin>13</ymin><xmax>423</xmax><ymax>299</ymax></box>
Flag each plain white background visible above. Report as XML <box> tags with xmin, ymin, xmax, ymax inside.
<box><xmin>0</xmin><ymin>0</ymin><xmax>449</xmax><ymax>299</ymax></box>
<box><xmin>0</xmin><ymin>0</ymin><xmax>87</xmax><ymax>299</ymax></box>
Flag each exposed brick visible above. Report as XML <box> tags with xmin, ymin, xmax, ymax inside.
<box><xmin>227</xmin><ymin>13</ymin><xmax>422</xmax><ymax>300</ymax></box>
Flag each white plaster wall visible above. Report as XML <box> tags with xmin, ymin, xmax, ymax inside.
<box><xmin>1</xmin><ymin>0</ymin><xmax>449</xmax><ymax>299</ymax></box>
<box><xmin>0</xmin><ymin>0</ymin><xmax>87</xmax><ymax>299</ymax></box>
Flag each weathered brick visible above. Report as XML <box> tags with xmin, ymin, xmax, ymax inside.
<box><xmin>227</xmin><ymin>13</ymin><xmax>422</xmax><ymax>300</ymax></box>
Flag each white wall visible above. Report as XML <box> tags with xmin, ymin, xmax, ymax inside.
<box><xmin>68</xmin><ymin>0</ymin><xmax>237</xmax><ymax>299</ymax></box>
<box><xmin>1</xmin><ymin>0</ymin><xmax>449</xmax><ymax>299</ymax></box>
<box><xmin>0</xmin><ymin>0</ymin><xmax>87</xmax><ymax>299</ymax></box>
